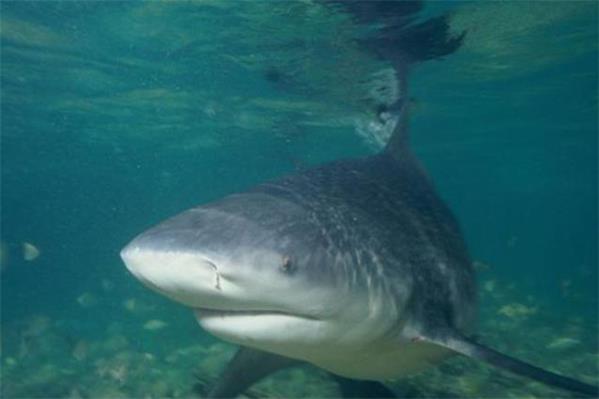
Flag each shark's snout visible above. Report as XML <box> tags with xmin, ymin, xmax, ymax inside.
<box><xmin>120</xmin><ymin>239</ymin><xmax>223</xmax><ymax>308</ymax></box>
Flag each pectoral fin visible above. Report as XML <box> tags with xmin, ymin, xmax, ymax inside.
<box><xmin>424</xmin><ymin>333</ymin><xmax>598</xmax><ymax>397</ymax></box>
<box><xmin>207</xmin><ymin>347</ymin><xmax>398</xmax><ymax>398</ymax></box>
<box><xmin>207</xmin><ymin>347</ymin><xmax>300</xmax><ymax>398</ymax></box>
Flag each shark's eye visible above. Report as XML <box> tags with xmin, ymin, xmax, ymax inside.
<box><xmin>280</xmin><ymin>255</ymin><xmax>295</xmax><ymax>274</ymax></box>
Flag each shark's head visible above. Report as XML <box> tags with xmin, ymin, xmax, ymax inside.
<box><xmin>121</xmin><ymin>192</ymin><xmax>396</xmax><ymax>361</ymax></box>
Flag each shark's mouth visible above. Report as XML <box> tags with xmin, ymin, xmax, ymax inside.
<box><xmin>191</xmin><ymin>306</ymin><xmax>328</xmax><ymax>353</ymax></box>
<box><xmin>193</xmin><ymin>307</ymin><xmax>319</xmax><ymax>320</ymax></box>
<box><xmin>191</xmin><ymin>306</ymin><xmax>335</xmax><ymax>368</ymax></box>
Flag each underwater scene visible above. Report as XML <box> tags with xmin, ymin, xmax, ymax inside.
<box><xmin>1</xmin><ymin>1</ymin><xmax>597</xmax><ymax>398</ymax></box>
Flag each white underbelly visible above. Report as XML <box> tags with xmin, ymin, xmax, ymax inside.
<box><xmin>303</xmin><ymin>340</ymin><xmax>453</xmax><ymax>380</ymax></box>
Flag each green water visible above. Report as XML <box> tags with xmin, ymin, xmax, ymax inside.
<box><xmin>1</xmin><ymin>1</ymin><xmax>597</xmax><ymax>398</ymax></box>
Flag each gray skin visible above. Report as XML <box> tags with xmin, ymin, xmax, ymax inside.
<box><xmin>128</xmin><ymin>151</ymin><xmax>476</xmax><ymax>336</ymax></box>
<box><xmin>122</xmin><ymin>104</ymin><xmax>597</xmax><ymax>396</ymax></box>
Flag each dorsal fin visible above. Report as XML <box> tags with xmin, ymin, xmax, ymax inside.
<box><xmin>424</xmin><ymin>332</ymin><xmax>599</xmax><ymax>397</ymax></box>
<box><xmin>384</xmin><ymin>60</ymin><xmax>412</xmax><ymax>160</ymax></box>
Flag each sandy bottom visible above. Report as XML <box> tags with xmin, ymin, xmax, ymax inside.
<box><xmin>2</xmin><ymin>275</ymin><xmax>597</xmax><ymax>398</ymax></box>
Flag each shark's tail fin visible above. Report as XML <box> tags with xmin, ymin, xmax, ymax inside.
<box><xmin>426</xmin><ymin>333</ymin><xmax>599</xmax><ymax>397</ymax></box>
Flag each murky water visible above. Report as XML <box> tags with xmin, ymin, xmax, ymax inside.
<box><xmin>1</xmin><ymin>1</ymin><xmax>597</xmax><ymax>397</ymax></box>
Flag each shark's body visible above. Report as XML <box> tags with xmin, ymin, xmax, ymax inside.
<box><xmin>120</xmin><ymin>9</ymin><xmax>596</xmax><ymax>393</ymax></box>
<box><xmin>122</xmin><ymin>142</ymin><xmax>596</xmax><ymax>397</ymax></box>
<box><xmin>225</xmin><ymin>152</ymin><xmax>477</xmax><ymax>379</ymax></box>
<box><xmin>124</xmin><ymin>151</ymin><xmax>474</xmax><ymax>380</ymax></box>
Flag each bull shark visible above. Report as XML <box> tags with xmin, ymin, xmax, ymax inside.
<box><xmin>120</xmin><ymin>67</ymin><xmax>597</xmax><ymax>397</ymax></box>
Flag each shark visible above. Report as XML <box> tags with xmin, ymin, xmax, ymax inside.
<box><xmin>120</xmin><ymin>7</ymin><xmax>597</xmax><ymax>391</ymax></box>
<box><xmin>120</xmin><ymin>95</ymin><xmax>597</xmax><ymax>397</ymax></box>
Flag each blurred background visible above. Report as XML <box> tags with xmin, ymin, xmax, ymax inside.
<box><xmin>1</xmin><ymin>1</ymin><xmax>597</xmax><ymax>397</ymax></box>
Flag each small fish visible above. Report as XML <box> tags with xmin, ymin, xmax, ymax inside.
<box><xmin>22</xmin><ymin>242</ymin><xmax>40</xmax><ymax>261</ymax></box>
<box><xmin>143</xmin><ymin>319</ymin><xmax>168</xmax><ymax>331</ymax></box>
